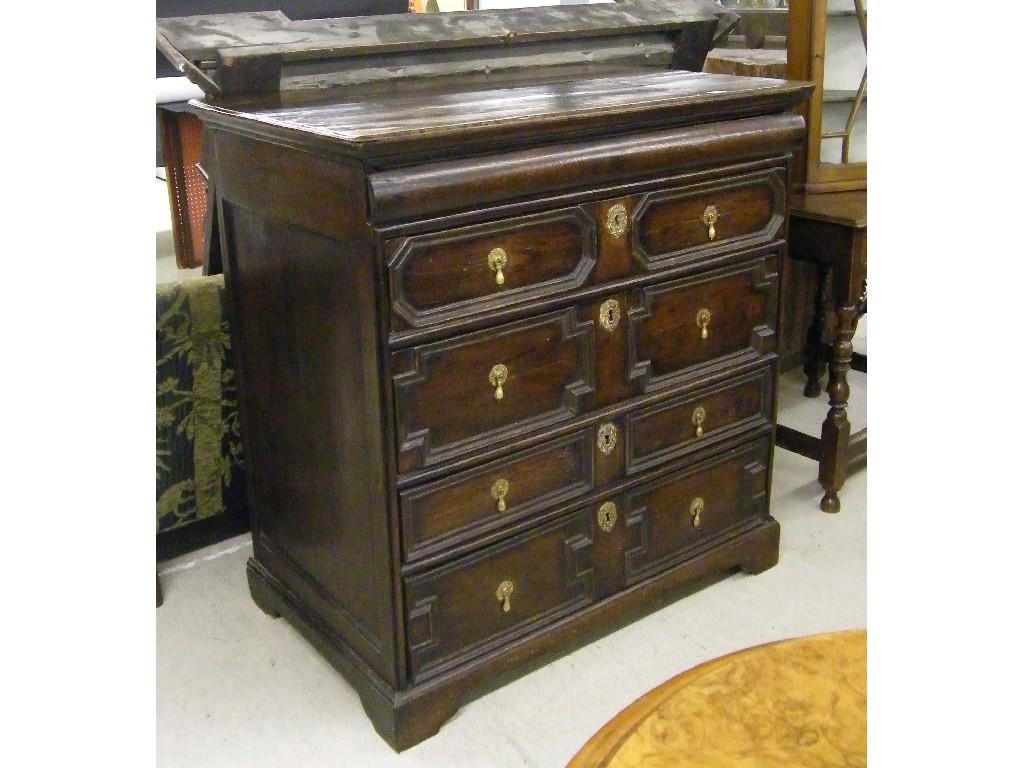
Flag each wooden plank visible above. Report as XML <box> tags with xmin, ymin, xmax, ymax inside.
<box><xmin>194</xmin><ymin>71</ymin><xmax>810</xmax><ymax>149</ymax></box>
<box><xmin>775</xmin><ymin>424</ymin><xmax>821</xmax><ymax>461</ymax></box>
<box><xmin>280</xmin><ymin>35</ymin><xmax>677</xmax><ymax>91</ymax></box>
<box><xmin>155</xmin><ymin>29</ymin><xmax>221</xmax><ymax>95</ymax></box>
<box><xmin>157</xmin><ymin>1</ymin><xmax>738</xmax><ymax>62</ymax></box>
<box><xmin>848</xmin><ymin>428</ymin><xmax>867</xmax><ymax>467</ymax></box>
<box><xmin>791</xmin><ymin>190</ymin><xmax>866</xmax><ymax>229</ymax></box>
<box><xmin>703</xmin><ymin>48</ymin><xmax>786</xmax><ymax>78</ymax></box>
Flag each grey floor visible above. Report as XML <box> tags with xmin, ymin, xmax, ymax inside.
<box><xmin>156</xmin><ymin>177</ymin><xmax>867</xmax><ymax>768</ymax></box>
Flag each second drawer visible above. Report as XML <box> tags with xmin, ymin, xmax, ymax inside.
<box><xmin>391</xmin><ymin>307</ymin><xmax>596</xmax><ymax>474</ymax></box>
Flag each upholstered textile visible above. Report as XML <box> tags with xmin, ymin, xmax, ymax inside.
<box><xmin>156</xmin><ymin>276</ymin><xmax>245</xmax><ymax>533</ymax></box>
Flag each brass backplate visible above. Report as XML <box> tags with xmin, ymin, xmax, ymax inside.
<box><xmin>606</xmin><ymin>203</ymin><xmax>628</xmax><ymax>238</ymax></box>
<box><xmin>597</xmin><ymin>501</ymin><xmax>618</xmax><ymax>533</ymax></box>
<box><xmin>597</xmin><ymin>422</ymin><xmax>618</xmax><ymax>454</ymax></box>
<box><xmin>599</xmin><ymin>299</ymin><xmax>621</xmax><ymax>333</ymax></box>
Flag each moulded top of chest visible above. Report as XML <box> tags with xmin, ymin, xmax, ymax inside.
<box><xmin>192</xmin><ymin>70</ymin><xmax>811</xmax><ymax>165</ymax></box>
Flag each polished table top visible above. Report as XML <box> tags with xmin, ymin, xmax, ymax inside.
<box><xmin>568</xmin><ymin>630</ymin><xmax>867</xmax><ymax>768</ymax></box>
<box><xmin>791</xmin><ymin>190</ymin><xmax>866</xmax><ymax>229</ymax></box>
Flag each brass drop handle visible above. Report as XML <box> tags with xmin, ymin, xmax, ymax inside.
<box><xmin>702</xmin><ymin>205</ymin><xmax>718</xmax><ymax>241</ymax></box>
<box><xmin>492</xmin><ymin>478</ymin><xmax>510</xmax><ymax>513</ymax></box>
<box><xmin>488</xmin><ymin>247</ymin><xmax>508</xmax><ymax>287</ymax></box>
<box><xmin>696</xmin><ymin>308</ymin><xmax>711</xmax><ymax>340</ymax></box>
<box><xmin>690</xmin><ymin>497</ymin><xmax>704</xmax><ymax>528</ymax></box>
<box><xmin>495</xmin><ymin>579</ymin><xmax>514</xmax><ymax>613</ymax></box>
<box><xmin>692</xmin><ymin>406</ymin><xmax>706</xmax><ymax>439</ymax></box>
<box><xmin>489</xmin><ymin>363</ymin><xmax>508</xmax><ymax>400</ymax></box>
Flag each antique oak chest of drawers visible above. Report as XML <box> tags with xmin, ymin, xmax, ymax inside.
<box><xmin>194</xmin><ymin>68</ymin><xmax>810</xmax><ymax>749</ymax></box>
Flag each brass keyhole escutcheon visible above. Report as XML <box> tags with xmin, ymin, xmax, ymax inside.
<box><xmin>491</xmin><ymin>478</ymin><xmax>510</xmax><ymax>514</ymax></box>
<box><xmin>489</xmin><ymin>363</ymin><xmax>508</xmax><ymax>400</ymax></box>
<box><xmin>702</xmin><ymin>205</ymin><xmax>718</xmax><ymax>241</ymax></box>
<box><xmin>488</xmin><ymin>247</ymin><xmax>508</xmax><ymax>287</ymax></box>
<box><xmin>690</xmin><ymin>497</ymin><xmax>704</xmax><ymax>528</ymax></box>
<box><xmin>696</xmin><ymin>308</ymin><xmax>712</xmax><ymax>340</ymax></box>
<box><xmin>597</xmin><ymin>501</ymin><xmax>618</xmax><ymax>533</ymax></box>
<box><xmin>597</xmin><ymin>422</ymin><xmax>618</xmax><ymax>455</ymax></box>
<box><xmin>692</xmin><ymin>406</ymin><xmax>706</xmax><ymax>439</ymax></box>
<box><xmin>606</xmin><ymin>203</ymin><xmax>628</xmax><ymax>238</ymax></box>
<box><xmin>495</xmin><ymin>580</ymin><xmax>514</xmax><ymax>613</ymax></box>
<box><xmin>599</xmin><ymin>298</ymin><xmax>621</xmax><ymax>333</ymax></box>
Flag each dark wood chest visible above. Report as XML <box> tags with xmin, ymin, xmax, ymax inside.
<box><xmin>195</xmin><ymin>66</ymin><xmax>809</xmax><ymax>750</ymax></box>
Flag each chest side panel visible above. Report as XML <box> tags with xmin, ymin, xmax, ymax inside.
<box><xmin>214</xmin><ymin>132</ymin><xmax>400</xmax><ymax>686</ymax></box>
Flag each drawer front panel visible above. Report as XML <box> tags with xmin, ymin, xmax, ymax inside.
<box><xmin>392</xmin><ymin>308</ymin><xmax>595</xmax><ymax>473</ymax></box>
<box><xmin>634</xmin><ymin>169</ymin><xmax>785</xmax><ymax>269</ymax></box>
<box><xmin>404</xmin><ymin>509</ymin><xmax>596</xmax><ymax>681</ymax></box>
<box><xmin>386</xmin><ymin>208</ymin><xmax>596</xmax><ymax>330</ymax></box>
<box><xmin>627</xmin><ymin>256</ymin><xmax>778</xmax><ymax>394</ymax></box>
<box><xmin>626</xmin><ymin>367</ymin><xmax>773</xmax><ymax>477</ymax></box>
<box><xmin>624</xmin><ymin>437</ymin><xmax>770</xmax><ymax>585</ymax></box>
<box><xmin>400</xmin><ymin>429</ymin><xmax>594</xmax><ymax>563</ymax></box>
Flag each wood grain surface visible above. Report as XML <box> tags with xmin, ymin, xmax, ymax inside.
<box><xmin>196</xmin><ymin>72</ymin><xmax>808</xmax><ymax>146</ymax></box>
<box><xmin>157</xmin><ymin>1</ymin><xmax>736</xmax><ymax>61</ymax></box>
<box><xmin>567</xmin><ymin>629</ymin><xmax>866</xmax><ymax>768</ymax></box>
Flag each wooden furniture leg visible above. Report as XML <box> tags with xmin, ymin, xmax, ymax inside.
<box><xmin>803</xmin><ymin>262</ymin><xmax>830</xmax><ymax>397</ymax></box>
<box><xmin>818</xmin><ymin>304</ymin><xmax>859</xmax><ymax>513</ymax></box>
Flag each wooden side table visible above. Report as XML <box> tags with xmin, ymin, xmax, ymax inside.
<box><xmin>776</xmin><ymin>191</ymin><xmax>866</xmax><ymax>513</ymax></box>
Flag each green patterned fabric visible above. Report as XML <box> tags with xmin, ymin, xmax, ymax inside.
<box><xmin>156</xmin><ymin>276</ymin><xmax>245</xmax><ymax>533</ymax></box>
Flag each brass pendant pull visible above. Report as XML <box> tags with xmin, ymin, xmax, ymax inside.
<box><xmin>491</xmin><ymin>478</ymin><xmax>510</xmax><ymax>513</ymax></box>
<box><xmin>702</xmin><ymin>205</ymin><xmax>718</xmax><ymax>241</ymax></box>
<box><xmin>606</xmin><ymin>203</ymin><xmax>628</xmax><ymax>238</ymax></box>
<box><xmin>692</xmin><ymin>406</ymin><xmax>706</xmax><ymax>438</ymax></box>
<box><xmin>495</xmin><ymin>579</ymin><xmax>514</xmax><ymax>613</ymax></box>
<box><xmin>488</xmin><ymin>247</ymin><xmax>508</xmax><ymax>287</ymax></box>
<box><xmin>696</xmin><ymin>308</ymin><xmax>711</xmax><ymax>340</ymax></box>
<box><xmin>597</xmin><ymin>501</ymin><xmax>618</xmax><ymax>533</ymax></box>
<box><xmin>690</xmin><ymin>497</ymin><xmax>704</xmax><ymax>528</ymax></box>
<box><xmin>489</xmin><ymin>363</ymin><xmax>508</xmax><ymax>400</ymax></box>
<box><xmin>599</xmin><ymin>298</ymin><xmax>621</xmax><ymax>333</ymax></box>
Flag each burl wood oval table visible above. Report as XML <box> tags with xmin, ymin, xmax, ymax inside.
<box><xmin>567</xmin><ymin>630</ymin><xmax>866</xmax><ymax>768</ymax></box>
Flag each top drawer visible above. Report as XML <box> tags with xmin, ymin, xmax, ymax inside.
<box><xmin>368</xmin><ymin>114</ymin><xmax>805</xmax><ymax>223</ymax></box>
<box><xmin>386</xmin><ymin>208</ymin><xmax>597</xmax><ymax>332</ymax></box>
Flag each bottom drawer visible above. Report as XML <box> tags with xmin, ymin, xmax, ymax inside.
<box><xmin>404</xmin><ymin>509</ymin><xmax>597</xmax><ymax>682</ymax></box>
<box><xmin>624</xmin><ymin>436</ymin><xmax>771</xmax><ymax>585</ymax></box>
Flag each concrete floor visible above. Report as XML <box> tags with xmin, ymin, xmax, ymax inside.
<box><xmin>156</xmin><ymin>175</ymin><xmax>866</xmax><ymax>767</ymax></box>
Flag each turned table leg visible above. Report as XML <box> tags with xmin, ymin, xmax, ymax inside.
<box><xmin>819</xmin><ymin>305</ymin><xmax>859</xmax><ymax>513</ymax></box>
<box><xmin>803</xmin><ymin>262</ymin><xmax>831</xmax><ymax>398</ymax></box>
